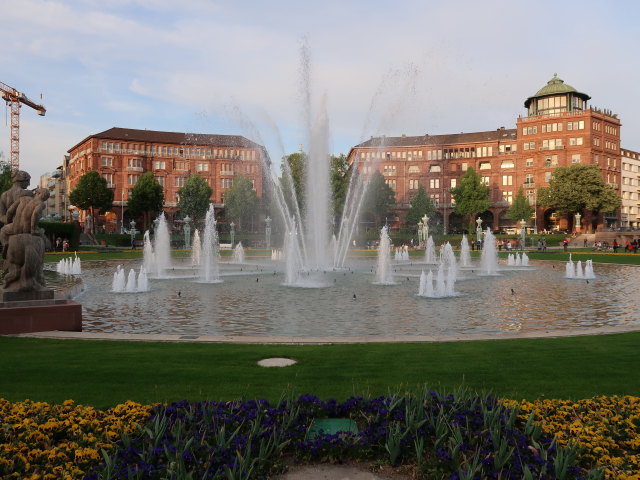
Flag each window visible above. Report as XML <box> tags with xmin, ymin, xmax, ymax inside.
<box><xmin>221</xmin><ymin>178</ymin><xmax>233</xmax><ymax>188</ymax></box>
<box><xmin>502</xmin><ymin>175</ymin><xmax>513</xmax><ymax>186</ymax></box>
<box><xmin>384</xmin><ymin>179</ymin><xmax>396</xmax><ymax>190</ymax></box>
<box><xmin>479</xmin><ymin>162</ymin><xmax>491</xmax><ymax>170</ymax></box>
<box><xmin>569</xmin><ymin>137</ymin><xmax>583</xmax><ymax>146</ymax></box>
<box><xmin>101</xmin><ymin>156</ymin><xmax>113</xmax><ymax>167</ymax></box>
<box><xmin>429</xmin><ymin>178</ymin><xmax>440</xmax><ymax>189</ymax></box>
<box><xmin>524</xmin><ymin>173</ymin><xmax>534</xmax><ymax>186</ymax></box>
<box><xmin>450</xmin><ymin>178</ymin><xmax>457</xmax><ymax>188</ymax></box>
<box><xmin>175</xmin><ymin>161</ymin><xmax>187</xmax><ymax>171</ymax></box>
<box><xmin>461</xmin><ymin>163</ymin><xmax>468</xmax><ymax>171</ymax></box>
<box><xmin>383</xmin><ymin>165</ymin><xmax>396</xmax><ymax>176</ymax></box>
<box><xmin>409</xmin><ymin>179</ymin><xmax>419</xmax><ymax>189</ymax></box>
<box><xmin>197</xmin><ymin>162</ymin><xmax>209</xmax><ymax>172</ymax></box>
<box><xmin>429</xmin><ymin>194</ymin><xmax>439</xmax><ymax>205</ymax></box>
<box><xmin>481</xmin><ymin>176</ymin><xmax>490</xmax><ymax>185</ymax></box>
<box><xmin>127</xmin><ymin>158</ymin><xmax>142</xmax><ymax>168</ymax></box>
<box><xmin>101</xmin><ymin>173</ymin><xmax>113</xmax><ymax>185</ymax></box>
<box><xmin>155</xmin><ymin>176</ymin><xmax>165</xmax><ymax>187</ymax></box>
<box><xmin>501</xmin><ymin>160</ymin><xmax>514</xmax><ymax>168</ymax></box>
<box><xmin>526</xmin><ymin>158</ymin><xmax>534</xmax><ymax>167</ymax></box>
<box><xmin>429</xmin><ymin>165</ymin><xmax>441</xmax><ymax>173</ymax></box>
<box><xmin>572</xmin><ymin>154</ymin><xmax>581</xmax><ymax>163</ymax></box>
<box><xmin>175</xmin><ymin>177</ymin><xmax>185</xmax><ymax>187</ymax></box>
<box><xmin>408</xmin><ymin>165</ymin><xmax>420</xmax><ymax>174</ymax></box>
<box><xmin>502</xmin><ymin>191</ymin><xmax>513</xmax><ymax>204</ymax></box>
<box><xmin>544</xmin><ymin>172</ymin><xmax>552</xmax><ymax>183</ymax></box>
<box><xmin>153</xmin><ymin>160</ymin><xmax>166</xmax><ymax>170</ymax></box>
<box><xmin>127</xmin><ymin>174</ymin><xmax>139</xmax><ymax>185</ymax></box>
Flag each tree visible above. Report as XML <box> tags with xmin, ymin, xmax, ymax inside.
<box><xmin>177</xmin><ymin>175</ymin><xmax>212</xmax><ymax>223</ymax></box>
<box><xmin>69</xmin><ymin>170</ymin><xmax>114</xmax><ymax>234</ymax></box>
<box><xmin>330</xmin><ymin>153</ymin><xmax>350</xmax><ymax>226</ymax></box>
<box><xmin>450</xmin><ymin>167</ymin><xmax>490</xmax><ymax>232</ymax></box>
<box><xmin>405</xmin><ymin>184</ymin><xmax>436</xmax><ymax>227</ymax></box>
<box><xmin>507</xmin><ymin>188</ymin><xmax>534</xmax><ymax>224</ymax></box>
<box><xmin>280</xmin><ymin>152</ymin><xmax>306</xmax><ymax>215</ymax></box>
<box><xmin>362</xmin><ymin>171</ymin><xmax>396</xmax><ymax>228</ymax></box>
<box><xmin>223</xmin><ymin>174</ymin><xmax>258</xmax><ymax>231</ymax></box>
<box><xmin>538</xmin><ymin>164</ymin><xmax>621</xmax><ymax>217</ymax></box>
<box><xmin>0</xmin><ymin>153</ymin><xmax>11</xmax><ymax>197</ymax></box>
<box><xmin>127</xmin><ymin>172</ymin><xmax>164</xmax><ymax>231</ymax></box>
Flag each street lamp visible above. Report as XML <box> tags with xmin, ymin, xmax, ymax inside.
<box><xmin>120</xmin><ymin>187</ymin><xmax>125</xmax><ymax>234</ymax></box>
<box><xmin>476</xmin><ymin>217</ymin><xmax>483</xmax><ymax>245</ymax></box>
<box><xmin>265</xmin><ymin>216</ymin><xmax>272</xmax><ymax>249</ymax></box>
<box><xmin>129</xmin><ymin>219</ymin><xmax>138</xmax><ymax>249</ymax></box>
<box><xmin>520</xmin><ymin>218</ymin><xmax>526</xmax><ymax>250</ymax></box>
<box><xmin>417</xmin><ymin>220</ymin><xmax>424</xmax><ymax>245</ymax></box>
<box><xmin>183</xmin><ymin>215</ymin><xmax>191</xmax><ymax>249</ymax></box>
<box><xmin>230</xmin><ymin>221</ymin><xmax>235</xmax><ymax>248</ymax></box>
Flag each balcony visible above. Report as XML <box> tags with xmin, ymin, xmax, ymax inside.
<box><xmin>523</xmin><ymin>182</ymin><xmax>536</xmax><ymax>188</ymax></box>
<box><xmin>539</xmin><ymin>145</ymin><xmax>565</xmax><ymax>152</ymax></box>
<box><xmin>219</xmin><ymin>171</ymin><xmax>234</xmax><ymax>176</ymax></box>
<box><xmin>126</xmin><ymin>166</ymin><xmax>143</xmax><ymax>172</ymax></box>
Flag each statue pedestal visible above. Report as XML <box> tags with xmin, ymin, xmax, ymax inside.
<box><xmin>0</xmin><ymin>298</ymin><xmax>82</xmax><ymax>335</ymax></box>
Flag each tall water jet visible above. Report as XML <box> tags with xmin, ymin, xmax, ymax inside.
<box><xmin>479</xmin><ymin>229</ymin><xmax>499</xmax><ymax>275</ymax></box>
<box><xmin>112</xmin><ymin>265</ymin><xmax>125</xmax><ymax>292</ymax></box>
<box><xmin>199</xmin><ymin>204</ymin><xmax>222</xmax><ymax>283</ymax></box>
<box><xmin>142</xmin><ymin>231</ymin><xmax>155</xmax><ymax>273</ymax></box>
<box><xmin>440</xmin><ymin>242</ymin><xmax>458</xmax><ymax>285</ymax></box>
<box><xmin>191</xmin><ymin>229</ymin><xmax>201</xmax><ymax>266</ymax></box>
<box><xmin>283</xmin><ymin>228</ymin><xmax>303</xmax><ymax>286</ymax></box>
<box><xmin>459</xmin><ymin>235</ymin><xmax>471</xmax><ymax>267</ymax></box>
<box><xmin>142</xmin><ymin>213</ymin><xmax>173</xmax><ymax>278</ymax></box>
<box><xmin>232</xmin><ymin>242</ymin><xmax>245</xmax><ymax>263</ymax></box>
<box><xmin>424</xmin><ymin>236</ymin><xmax>437</xmax><ymax>264</ymax></box>
<box><xmin>584</xmin><ymin>259</ymin><xmax>596</xmax><ymax>279</ymax></box>
<box><xmin>373</xmin><ymin>226</ymin><xmax>395</xmax><ymax>285</ymax></box>
<box><xmin>125</xmin><ymin>269</ymin><xmax>137</xmax><ymax>293</ymax></box>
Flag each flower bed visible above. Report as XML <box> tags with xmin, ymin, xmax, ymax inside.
<box><xmin>4</xmin><ymin>392</ymin><xmax>636</xmax><ymax>480</ymax></box>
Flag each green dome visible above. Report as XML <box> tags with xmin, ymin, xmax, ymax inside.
<box><xmin>524</xmin><ymin>74</ymin><xmax>590</xmax><ymax>108</ymax></box>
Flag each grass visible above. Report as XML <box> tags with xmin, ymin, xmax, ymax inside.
<box><xmin>2</xmin><ymin>332</ymin><xmax>639</xmax><ymax>409</ymax></box>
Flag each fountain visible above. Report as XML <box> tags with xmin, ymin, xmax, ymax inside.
<box><xmin>565</xmin><ymin>255</ymin><xmax>596</xmax><ymax>279</ymax></box>
<box><xmin>112</xmin><ymin>265</ymin><xmax>149</xmax><ymax>293</ymax></box>
<box><xmin>191</xmin><ymin>230</ymin><xmax>201</xmax><ymax>266</ymax></box>
<box><xmin>373</xmin><ymin>226</ymin><xmax>395</xmax><ymax>285</ymax></box>
<box><xmin>424</xmin><ymin>236</ymin><xmax>437</xmax><ymax>264</ymax></box>
<box><xmin>56</xmin><ymin>255</ymin><xmax>81</xmax><ymax>275</ymax></box>
<box><xmin>142</xmin><ymin>214</ymin><xmax>173</xmax><ymax>278</ymax></box>
<box><xmin>199</xmin><ymin>204</ymin><xmax>222</xmax><ymax>283</ymax></box>
<box><xmin>232</xmin><ymin>242</ymin><xmax>246</xmax><ymax>263</ymax></box>
<box><xmin>459</xmin><ymin>235</ymin><xmax>471</xmax><ymax>268</ymax></box>
<box><xmin>479</xmin><ymin>229</ymin><xmax>499</xmax><ymax>275</ymax></box>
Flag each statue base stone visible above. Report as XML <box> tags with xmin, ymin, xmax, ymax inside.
<box><xmin>0</xmin><ymin>297</ymin><xmax>82</xmax><ymax>335</ymax></box>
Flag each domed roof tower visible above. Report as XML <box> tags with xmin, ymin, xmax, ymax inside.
<box><xmin>524</xmin><ymin>73</ymin><xmax>591</xmax><ymax>116</ymax></box>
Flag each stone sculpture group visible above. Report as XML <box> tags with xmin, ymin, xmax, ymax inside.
<box><xmin>0</xmin><ymin>170</ymin><xmax>52</xmax><ymax>299</ymax></box>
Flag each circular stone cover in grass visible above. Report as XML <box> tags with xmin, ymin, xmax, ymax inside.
<box><xmin>257</xmin><ymin>357</ymin><xmax>297</xmax><ymax>367</ymax></box>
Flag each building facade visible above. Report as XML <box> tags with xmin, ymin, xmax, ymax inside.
<box><xmin>347</xmin><ymin>74</ymin><xmax>623</xmax><ymax>233</ymax></box>
<box><xmin>66</xmin><ymin>127</ymin><xmax>266</xmax><ymax>231</ymax></box>
<box><xmin>621</xmin><ymin>148</ymin><xmax>640</xmax><ymax>228</ymax></box>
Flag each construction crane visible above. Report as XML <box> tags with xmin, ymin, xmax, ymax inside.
<box><xmin>0</xmin><ymin>81</ymin><xmax>46</xmax><ymax>170</ymax></box>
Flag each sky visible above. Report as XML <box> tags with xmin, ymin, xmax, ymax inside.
<box><xmin>1</xmin><ymin>0</ymin><xmax>639</xmax><ymax>184</ymax></box>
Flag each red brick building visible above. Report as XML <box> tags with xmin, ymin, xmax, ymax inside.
<box><xmin>348</xmin><ymin>74</ymin><xmax>622</xmax><ymax>233</ymax></box>
<box><xmin>67</xmin><ymin>127</ymin><xmax>266</xmax><ymax>230</ymax></box>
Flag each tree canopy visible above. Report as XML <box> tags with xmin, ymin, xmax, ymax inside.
<box><xmin>69</xmin><ymin>170</ymin><xmax>114</xmax><ymax>233</ymax></box>
<box><xmin>362</xmin><ymin>171</ymin><xmax>396</xmax><ymax>228</ymax></box>
<box><xmin>538</xmin><ymin>164</ymin><xmax>621</xmax><ymax>215</ymax></box>
<box><xmin>127</xmin><ymin>172</ymin><xmax>164</xmax><ymax>231</ymax></box>
<box><xmin>0</xmin><ymin>157</ymin><xmax>11</xmax><ymax>197</ymax></box>
<box><xmin>280</xmin><ymin>152</ymin><xmax>306</xmax><ymax>215</ymax></box>
<box><xmin>450</xmin><ymin>167</ymin><xmax>490</xmax><ymax>229</ymax></box>
<box><xmin>223</xmin><ymin>174</ymin><xmax>258</xmax><ymax>231</ymax></box>
<box><xmin>405</xmin><ymin>184</ymin><xmax>436</xmax><ymax>227</ymax></box>
<box><xmin>507</xmin><ymin>188</ymin><xmax>534</xmax><ymax>223</ymax></box>
<box><xmin>330</xmin><ymin>153</ymin><xmax>350</xmax><ymax>226</ymax></box>
<box><xmin>177</xmin><ymin>175</ymin><xmax>212</xmax><ymax>223</ymax></box>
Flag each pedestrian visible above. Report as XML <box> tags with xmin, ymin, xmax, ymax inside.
<box><xmin>62</xmin><ymin>238</ymin><xmax>69</xmax><ymax>252</ymax></box>
<box><xmin>612</xmin><ymin>239</ymin><xmax>619</xmax><ymax>253</ymax></box>
<box><xmin>55</xmin><ymin>236</ymin><xmax>62</xmax><ymax>252</ymax></box>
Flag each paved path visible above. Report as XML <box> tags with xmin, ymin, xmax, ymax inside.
<box><xmin>13</xmin><ymin>323</ymin><xmax>640</xmax><ymax>343</ymax></box>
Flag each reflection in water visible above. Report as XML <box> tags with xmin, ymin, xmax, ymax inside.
<box><xmin>67</xmin><ymin>259</ymin><xmax>640</xmax><ymax>338</ymax></box>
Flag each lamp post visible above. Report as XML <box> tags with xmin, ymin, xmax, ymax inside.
<box><xmin>129</xmin><ymin>219</ymin><xmax>137</xmax><ymax>249</ymax></box>
<box><xmin>265</xmin><ymin>216</ymin><xmax>272</xmax><ymax>249</ymax></box>
<box><xmin>574</xmin><ymin>212</ymin><xmax>582</xmax><ymax>233</ymax></box>
<box><xmin>230</xmin><ymin>221</ymin><xmax>235</xmax><ymax>248</ymax></box>
<box><xmin>476</xmin><ymin>217</ymin><xmax>483</xmax><ymax>245</ymax></box>
<box><xmin>183</xmin><ymin>215</ymin><xmax>191</xmax><ymax>249</ymax></box>
<box><xmin>417</xmin><ymin>221</ymin><xmax>424</xmax><ymax>245</ymax></box>
<box><xmin>520</xmin><ymin>218</ymin><xmax>526</xmax><ymax>249</ymax></box>
<box><xmin>120</xmin><ymin>187</ymin><xmax>125</xmax><ymax>234</ymax></box>
<box><xmin>443</xmin><ymin>191</ymin><xmax>448</xmax><ymax>235</ymax></box>
<box><xmin>533</xmin><ymin>191</ymin><xmax>538</xmax><ymax>235</ymax></box>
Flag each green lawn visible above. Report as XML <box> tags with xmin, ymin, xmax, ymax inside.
<box><xmin>2</xmin><ymin>333</ymin><xmax>639</xmax><ymax>409</ymax></box>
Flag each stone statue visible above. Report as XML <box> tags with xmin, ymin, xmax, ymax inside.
<box><xmin>0</xmin><ymin>170</ymin><xmax>33</xmax><ymax>225</ymax></box>
<box><xmin>1</xmin><ymin>180</ymin><xmax>52</xmax><ymax>298</ymax></box>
